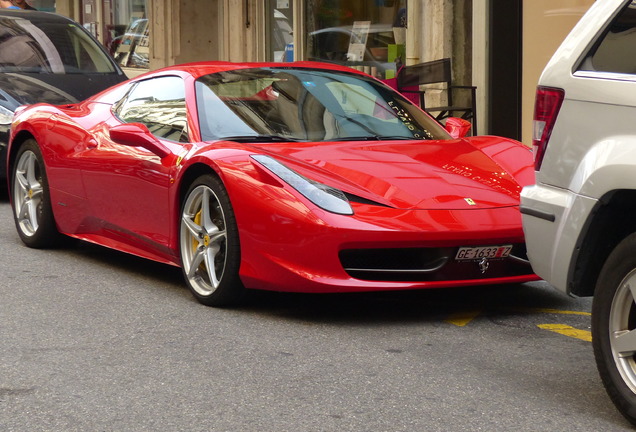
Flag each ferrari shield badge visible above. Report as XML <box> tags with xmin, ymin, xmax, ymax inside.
<box><xmin>464</xmin><ymin>198</ymin><xmax>476</xmax><ymax>206</ymax></box>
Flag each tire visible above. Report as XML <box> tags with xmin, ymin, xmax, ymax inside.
<box><xmin>11</xmin><ymin>139</ymin><xmax>62</xmax><ymax>248</ymax></box>
<box><xmin>179</xmin><ymin>174</ymin><xmax>244</xmax><ymax>306</ymax></box>
<box><xmin>592</xmin><ymin>232</ymin><xmax>636</xmax><ymax>426</ymax></box>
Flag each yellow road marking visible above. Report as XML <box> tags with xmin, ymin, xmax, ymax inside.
<box><xmin>518</xmin><ymin>308</ymin><xmax>591</xmax><ymax>316</ymax></box>
<box><xmin>444</xmin><ymin>307</ymin><xmax>590</xmax><ymax>327</ymax></box>
<box><xmin>445</xmin><ymin>310</ymin><xmax>481</xmax><ymax>327</ymax></box>
<box><xmin>537</xmin><ymin>324</ymin><xmax>592</xmax><ymax>342</ymax></box>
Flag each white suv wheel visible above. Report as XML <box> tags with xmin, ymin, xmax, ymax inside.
<box><xmin>593</xmin><ymin>233</ymin><xmax>636</xmax><ymax>425</ymax></box>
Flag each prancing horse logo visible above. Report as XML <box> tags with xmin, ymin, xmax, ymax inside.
<box><xmin>478</xmin><ymin>257</ymin><xmax>490</xmax><ymax>274</ymax></box>
<box><xmin>464</xmin><ymin>198</ymin><xmax>476</xmax><ymax>206</ymax></box>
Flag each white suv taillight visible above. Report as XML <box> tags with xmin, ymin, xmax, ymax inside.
<box><xmin>532</xmin><ymin>86</ymin><xmax>564</xmax><ymax>171</ymax></box>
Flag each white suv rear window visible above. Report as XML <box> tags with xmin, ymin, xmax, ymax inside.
<box><xmin>578</xmin><ymin>2</ymin><xmax>636</xmax><ymax>74</ymax></box>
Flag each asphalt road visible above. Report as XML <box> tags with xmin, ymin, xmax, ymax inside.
<box><xmin>0</xmin><ymin>190</ymin><xmax>632</xmax><ymax>431</ymax></box>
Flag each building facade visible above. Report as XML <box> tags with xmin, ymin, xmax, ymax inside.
<box><xmin>26</xmin><ymin>0</ymin><xmax>593</xmax><ymax>142</ymax></box>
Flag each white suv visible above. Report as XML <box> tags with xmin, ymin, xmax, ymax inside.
<box><xmin>521</xmin><ymin>0</ymin><xmax>636</xmax><ymax>424</ymax></box>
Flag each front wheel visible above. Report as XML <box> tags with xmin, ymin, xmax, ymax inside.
<box><xmin>593</xmin><ymin>232</ymin><xmax>636</xmax><ymax>426</ymax></box>
<box><xmin>179</xmin><ymin>174</ymin><xmax>244</xmax><ymax>307</ymax></box>
<box><xmin>11</xmin><ymin>139</ymin><xmax>62</xmax><ymax>248</ymax></box>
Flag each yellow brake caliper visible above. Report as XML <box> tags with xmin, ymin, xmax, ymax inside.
<box><xmin>192</xmin><ymin>210</ymin><xmax>202</xmax><ymax>252</ymax></box>
<box><xmin>193</xmin><ymin>209</ymin><xmax>209</xmax><ymax>274</ymax></box>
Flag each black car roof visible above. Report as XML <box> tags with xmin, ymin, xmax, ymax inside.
<box><xmin>0</xmin><ymin>9</ymin><xmax>127</xmax><ymax>105</ymax></box>
<box><xmin>0</xmin><ymin>10</ymin><xmax>77</xmax><ymax>24</ymax></box>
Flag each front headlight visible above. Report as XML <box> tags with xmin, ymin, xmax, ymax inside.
<box><xmin>251</xmin><ymin>154</ymin><xmax>353</xmax><ymax>215</ymax></box>
<box><xmin>0</xmin><ymin>105</ymin><xmax>13</xmax><ymax>125</ymax></box>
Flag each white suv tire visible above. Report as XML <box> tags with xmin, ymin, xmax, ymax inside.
<box><xmin>592</xmin><ymin>232</ymin><xmax>636</xmax><ymax>425</ymax></box>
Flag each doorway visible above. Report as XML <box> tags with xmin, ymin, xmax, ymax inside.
<box><xmin>488</xmin><ymin>0</ymin><xmax>522</xmax><ymax>140</ymax></box>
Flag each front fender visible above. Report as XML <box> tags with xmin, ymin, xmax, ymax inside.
<box><xmin>463</xmin><ymin>136</ymin><xmax>535</xmax><ymax>187</ymax></box>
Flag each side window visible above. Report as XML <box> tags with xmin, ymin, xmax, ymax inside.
<box><xmin>115</xmin><ymin>76</ymin><xmax>189</xmax><ymax>142</ymax></box>
<box><xmin>578</xmin><ymin>3</ymin><xmax>636</xmax><ymax>74</ymax></box>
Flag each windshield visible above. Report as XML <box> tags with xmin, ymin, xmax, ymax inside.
<box><xmin>195</xmin><ymin>68</ymin><xmax>450</xmax><ymax>143</ymax></box>
<box><xmin>0</xmin><ymin>16</ymin><xmax>117</xmax><ymax>74</ymax></box>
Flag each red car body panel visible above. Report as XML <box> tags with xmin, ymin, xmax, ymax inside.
<box><xmin>256</xmin><ymin>138</ymin><xmax>527</xmax><ymax>209</ymax></box>
<box><xmin>7</xmin><ymin>61</ymin><xmax>540</xmax><ymax>293</ymax></box>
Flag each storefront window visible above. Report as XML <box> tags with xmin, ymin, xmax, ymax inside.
<box><xmin>109</xmin><ymin>0</ymin><xmax>148</xmax><ymax>70</ymax></box>
<box><xmin>304</xmin><ymin>0</ymin><xmax>407</xmax><ymax>79</ymax></box>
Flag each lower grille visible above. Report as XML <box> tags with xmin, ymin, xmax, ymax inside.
<box><xmin>339</xmin><ymin>244</ymin><xmax>532</xmax><ymax>282</ymax></box>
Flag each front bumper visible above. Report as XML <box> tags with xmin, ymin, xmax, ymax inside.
<box><xmin>237</xmin><ymin>201</ymin><xmax>539</xmax><ymax>293</ymax></box>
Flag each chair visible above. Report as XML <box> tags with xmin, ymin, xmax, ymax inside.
<box><xmin>396</xmin><ymin>58</ymin><xmax>477</xmax><ymax>135</ymax></box>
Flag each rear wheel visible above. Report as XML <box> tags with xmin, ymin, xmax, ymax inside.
<box><xmin>11</xmin><ymin>139</ymin><xmax>61</xmax><ymax>248</ymax></box>
<box><xmin>593</xmin><ymin>232</ymin><xmax>636</xmax><ymax>426</ymax></box>
<box><xmin>179</xmin><ymin>174</ymin><xmax>244</xmax><ymax>306</ymax></box>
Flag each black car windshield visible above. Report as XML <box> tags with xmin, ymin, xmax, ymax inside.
<box><xmin>195</xmin><ymin>68</ymin><xmax>450</xmax><ymax>143</ymax></box>
<box><xmin>0</xmin><ymin>15</ymin><xmax>117</xmax><ymax>74</ymax></box>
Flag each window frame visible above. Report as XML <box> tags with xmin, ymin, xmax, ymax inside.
<box><xmin>113</xmin><ymin>75</ymin><xmax>190</xmax><ymax>143</ymax></box>
<box><xmin>575</xmin><ymin>0</ymin><xmax>636</xmax><ymax>76</ymax></box>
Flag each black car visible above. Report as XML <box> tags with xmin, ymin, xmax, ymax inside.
<box><xmin>0</xmin><ymin>10</ymin><xmax>128</xmax><ymax>180</ymax></box>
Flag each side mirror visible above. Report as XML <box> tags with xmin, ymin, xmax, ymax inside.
<box><xmin>109</xmin><ymin>123</ymin><xmax>171</xmax><ymax>158</ymax></box>
<box><xmin>444</xmin><ymin>117</ymin><xmax>472</xmax><ymax>139</ymax></box>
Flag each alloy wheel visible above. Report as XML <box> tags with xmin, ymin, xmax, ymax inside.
<box><xmin>609</xmin><ymin>269</ymin><xmax>636</xmax><ymax>393</ymax></box>
<box><xmin>180</xmin><ymin>184</ymin><xmax>228</xmax><ymax>297</ymax></box>
<box><xmin>13</xmin><ymin>149</ymin><xmax>44</xmax><ymax>237</ymax></box>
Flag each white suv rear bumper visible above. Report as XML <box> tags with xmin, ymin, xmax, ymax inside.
<box><xmin>521</xmin><ymin>183</ymin><xmax>598</xmax><ymax>294</ymax></box>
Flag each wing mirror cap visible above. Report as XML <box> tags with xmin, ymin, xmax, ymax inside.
<box><xmin>109</xmin><ymin>123</ymin><xmax>171</xmax><ymax>158</ymax></box>
<box><xmin>444</xmin><ymin>117</ymin><xmax>472</xmax><ymax>139</ymax></box>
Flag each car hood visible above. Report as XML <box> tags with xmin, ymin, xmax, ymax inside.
<box><xmin>256</xmin><ymin>138</ymin><xmax>526</xmax><ymax>210</ymax></box>
<box><xmin>0</xmin><ymin>72</ymin><xmax>125</xmax><ymax>112</ymax></box>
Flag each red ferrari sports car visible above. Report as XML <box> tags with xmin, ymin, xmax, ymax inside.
<box><xmin>7</xmin><ymin>61</ymin><xmax>539</xmax><ymax>306</ymax></box>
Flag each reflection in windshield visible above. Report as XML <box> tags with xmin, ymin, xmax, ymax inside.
<box><xmin>195</xmin><ymin>68</ymin><xmax>449</xmax><ymax>143</ymax></box>
<box><xmin>0</xmin><ymin>16</ymin><xmax>116</xmax><ymax>74</ymax></box>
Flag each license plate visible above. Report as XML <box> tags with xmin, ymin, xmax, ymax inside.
<box><xmin>455</xmin><ymin>245</ymin><xmax>512</xmax><ymax>261</ymax></box>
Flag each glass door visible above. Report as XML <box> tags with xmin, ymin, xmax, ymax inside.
<box><xmin>266</xmin><ymin>0</ymin><xmax>294</xmax><ymax>62</ymax></box>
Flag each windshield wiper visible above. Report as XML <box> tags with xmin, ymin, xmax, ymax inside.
<box><xmin>217</xmin><ymin>134</ymin><xmax>306</xmax><ymax>143</ymax></box>
<box><xmin>327</xmin><ymin>135</ymin><xmax>418</xmax><ymax>142</ymax></box>
<box><xmin>376</xmin><ymin>135</ymin><xmax>421</xmax><ymax>140</ymax></box>
<box><xmin>330</xmin><ymin>114</ymin><xmax>423</xmax><ymax>141</ymax></box>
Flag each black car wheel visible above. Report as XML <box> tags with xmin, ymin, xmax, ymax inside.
<box><xmin>593</xmin><ymin>232</ymin><xmax>636</xmax><ymax>426</ymax></box>
<box><xmin>11</xmin><ymin>139</ymin><xmax>61</xmax><ymax>248</ymax></box>
<box><xmin>179</xmin><ymin>174</ymin><xmax>244</xmax><ymax>306</ymax></box>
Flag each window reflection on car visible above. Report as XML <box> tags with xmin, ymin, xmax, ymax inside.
<box><xmin>115</xmin><ymin>76</ymin><xmax>189</xmax><ymax>143</ymax></box>
<box><xmin>195</xmin><ymin>68</ymin><xmax>447</xmax><ymax>143</ymax></box>
<box><xmin>0</xmin><ymin>15</ymin><xmax>117</xmax><ymax>74</ymax></box>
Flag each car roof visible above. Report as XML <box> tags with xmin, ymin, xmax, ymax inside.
<box><xmin>91</xmin><ymin>60</ymin><xmax>373</xmax><ymax>105</ymax></box>
<box><xmin>133</xmin><ymin>61</ymin><xmax>369</xmax><ymax>82</ymax></box>
<box><xmin>0</xmin><ymin>9</ymin><xmax>78</xmax><ymax>24</ymax></box>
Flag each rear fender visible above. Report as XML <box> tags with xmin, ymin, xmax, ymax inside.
<box><xmin>572</xmin><ymin>136</ymin><xmax>636</xmax><ymax>198</ymax></box>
